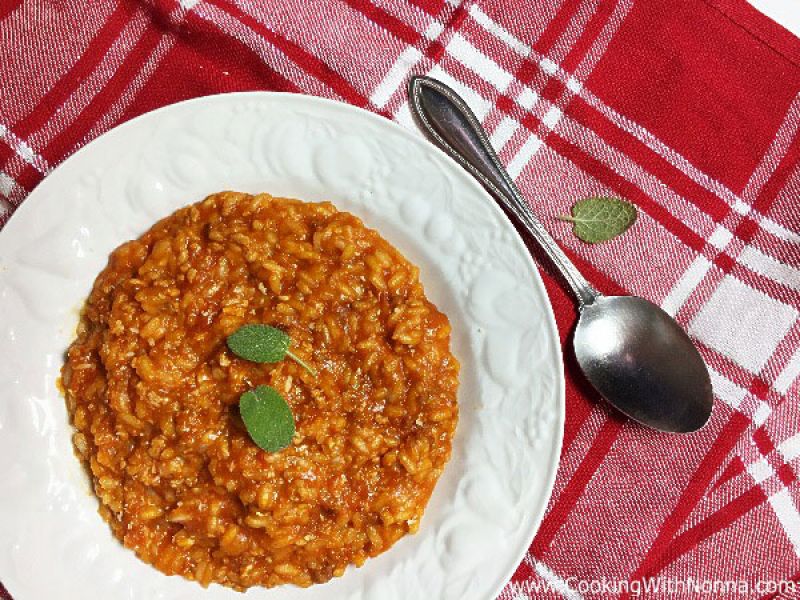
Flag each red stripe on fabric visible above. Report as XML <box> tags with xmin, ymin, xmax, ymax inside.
<box><xmin>557</xmin><ymin>387</ymin><xmax>594</xmax><ymax>454</ymax></box>
<box><xmin>210</xmin><ymin>0</ymin><xmax>371</xmax><ymax>108</ymax></box>
<box><xmin>408</xmin><ymin>0</ymin><xmax>444</xmax><ymax>16</ymax></box>
<box><xmin>508</xmin><ymin>555</ymin><xmax>536</xmax><ymax>584</ymax></box>
<box><xmin>564</xmin><ymin>95</ymin><xmax>731</xmax><ymax>222</ymax></box>
<box><xmin>13</xmin><ymin>1</ymin><xmax>136</xmax><ymax>139</ymax></box>
<box><xmin>776</xmin><ymin>463</ymin><xmax>797</xmax><ymax>487</ymax></box>
<box><xmin>0</xmin><ymin>0</ymin><xmax>21</xmax><ymax>20</ymax></box>
<box><xmin>561</xmin><ymin>0</ymin><xmax>616</xmax><ymax>72</ymax></box>
<box><xmin>712</xmin><ymin>251</ymin><xmax>735</xmax><ymax>273</ymax></box>
<box><xmin>0</xmin><ymin>141</ymin><xmax>15</xmax><ymax>167</ymax></box>
<box><xmin>645</xmin><ymin>485</ymin><xmax>768</xmax><ymax>576</ymax></box>
<box><xmin>515</xmin><ymin>60</ymin><xmax>548</xmax><ymax>88</ymax></box>
<box><xmin>424</xmin><ymin>39</ymin><xmax>445</xmax><ymax>61</ymax></box>
<box><xmin>41</xmin><ymin>23</ymin><xmax>163</xmax><ymax>163</ymax></box>
<box><xmin>734</xmin><ymin>216</ymin><xmax>759</xmax><ymax>242</ymax></box>
<box><xmin>712</xmin><ymin>455</ymin><xmax>745</xmax><ymax>490</ymax></box>
<box><xmin>341</xmin><ymin>0</ymin><xmax>422</xmax><ymax>46</ymax></box>
<box><xmin>748</xmin><ymin>376</ymin><xmax>770</xmax><ymax>399</ymax></box>
<box><xmin>752</xmin><ymin>120</ymin><xmax>800</xmax><ymax>214</ymax></box>
<box><xmin>624</xmin><ymin>412</ymin><xmax>750</xmax><ymax>589</ymax></box>
<box><xmin>14</xmin><ymin>163</ymin><xmax>39</xmax><ymax>191</ymax></box>
<box><xmin>540</xmin><ymin>77</ymin><xmax>566</xmax><ymax>106</ymax></box>
<box><xmin>444</xmin><ymin>3</ymin><xmax>469</xmax><ymax>35</ymax></box>
<box><xmin>753</xmin><ymin>427</ymin><xmax>775</xmax><ymax>455</ymax></box>
<box><xmin>531</xmin><ymin>417</ymin><xmax>625</xmax><ymax>554</ymax></box>
<box><xmin>174</xmin><ymin>10</ymin><xmax>302</xmax><ymax>95</ymax></box>
<box><xmin>533</xmin><ymin>0</ymin><xmax>584</xmax><ymax>55</ymax></box>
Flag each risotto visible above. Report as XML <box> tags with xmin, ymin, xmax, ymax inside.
<box><xmin>61</xmin><ymin>192</ymin><xmax>459</xmax><ymax>590</ymax></box>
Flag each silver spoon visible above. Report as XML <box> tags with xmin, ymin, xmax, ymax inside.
<box><xmin>408</xmin><ymin>76</ymin><xmax>713</xmax><ymax>433</ymax></box>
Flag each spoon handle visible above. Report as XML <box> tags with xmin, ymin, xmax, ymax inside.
<box><xmin>408</xmin><ymin>76</ymin><xmax>599</xmax><ymax>308</ymax></box>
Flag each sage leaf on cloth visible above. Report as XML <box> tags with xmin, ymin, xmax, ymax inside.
<box><xmin>558</xmin><ymin>197</ymin><xmax>638</xmax><ymax>243</ymax></box>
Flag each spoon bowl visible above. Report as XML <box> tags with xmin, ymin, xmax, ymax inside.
<box><xmin>574</xmin><ymin>296</ymin><xmax>712</xmax><ymax>432</ymax></box>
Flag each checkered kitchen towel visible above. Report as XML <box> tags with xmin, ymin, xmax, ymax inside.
<box><xmin>2</xmin><ymin>0</ymin><xmax>800</xmax><ymax>598</ymax></box>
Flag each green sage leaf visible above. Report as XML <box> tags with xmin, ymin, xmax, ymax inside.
<box><xmin>227</xmin><ymin>324</ymin><xmax>316</xmax><ymax>375</ymax></box>
<box><xmin>239</xmin><ymin>385</ymin><xmax>295</xmax><ymax>452</ymax></box>
<box><xmin>559</xmin><ymin>197</ymin><xmax>637</xmax><ymax>243</ymax></box>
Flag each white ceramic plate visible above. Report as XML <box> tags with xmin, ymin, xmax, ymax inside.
<box><xmin>0</xmin><ymin>93</ymin><xmax>564</xmax><ymax>600</ymax></box>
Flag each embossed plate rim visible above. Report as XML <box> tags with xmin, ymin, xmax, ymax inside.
<box><xmin>0</xmin><ymin>91</ymin><xmax>564</xmax><ymax>600</ymax></box>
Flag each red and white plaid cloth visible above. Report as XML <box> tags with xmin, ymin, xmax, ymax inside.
<box><xmin>2</xmin><ymin>0</ymin><xmax>800</xmax><ymax>598</ymax></box>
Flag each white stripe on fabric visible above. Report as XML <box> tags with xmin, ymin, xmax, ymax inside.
<box><xmin>371</xmin><ymin>47</ymin><xmax>423</xmax><ymax>109</ymax></box>
<box><xmin>468</xmin><ymin>5</ymin><xmax>530</xmax><ymax>56</ymax></box>
<box><xmin>424</xmin><ymin>20</ymin><xmax>444</xmax><ymax>40</ymax></box>
<box><xmin>0</xmin><ymin>121</ymin><xmax>49</xmax><ymax>174</ymax></box>
<box><xmin>85</xmin><ymin>36</ymin><xmax>174</xmax><ymax>143</ymax></box>
<box><xmin>780</xmin><ymin>432</ymin><xmax>800</xmax><ymax>462</ymax></box>
<box><xmin>660</xmin><ymin>256</ymin><xmax>711</xmax><ymax>316</ymax></box>
<box><xmin>566</xmin><ymin>76</ymin><xmax>583</xmax><ymax>93</ymax></box>
<box><xmin>752</xmin><ymin>402</ymin><xmax>772</xmax><ymax>426</ymax></box>
<box><xmin>0</xmin><ymin>171</ymin><xmax>15</xmax><ymax>197</ymax></box>
<box><xmin>532</xmin><ymin>559</ymin><xmax>584</xmax><ymax>600</ymax></box>
<box><xmin>732</xmin><ymin>198</ymin><xmax>751</xmax><ymax>215</ymax></box>
<box><xmin>707</xmin><ymin>367</ymin><xmax>748</xmax><ymax>409</ymax></box>
<box><xmin>760</xmin><ymin>217</ymin><xmax>800</xmax><ymax>243</ymax></box>
<box><xmin>542</xmin><ymin>106</ymin><xmax>563</xmax><ymax>129</ymax></box>
<box><xmin>746</xmin><ymin>457</ymin><xmax>773</xmax><ymax>484</ymax></box>
<box><xmin>707</xmin><ymin>225</ymin><xmax>733</xmax><ymax>250</ymax></box>
<box><xmin>689</xmin><ymin>275</ymin><xmax>798</xmax><ymax>374</ymax></box>
<box><xmin>540</xmin><ymin>57</ymin><xmax>558</xmax><ymax>75</ymax></box>
<box><xmin>393</xmin><ymin>100</ymin><xmax>416</xmax><ymax>131</ymax></box>
<box><xmin>507</xmin><ymin>134</ymin><xmax>543</xmax><ymax>178</ymax></box>
<box><xmin>180</xmin><ymin>0</ymin><xmax>200</xmax><ymax>8</ymax></box>
<box><xmin>739</xmin><ymin>246</ymin><xmax>800</xmax><ymax>292</ymax></box>
<box><xmin>29</xmin><ymin>12</ymin><xmax>150</xmax><ymax>152</ymax></box>
<box><xmin>490</xmin><ymin>116</ymin><xmax>519</xmax><ymax>151</ymax></box>
<box><xmin>775</xmin><ymin>346</ymin><xmax>800</xmax><ymax>394</ymax></box>
<box><xmin>768</xmin><ymin>489</ymin><xmax>800</xmax><ymax>557</ymax></box>
<box><xmin>517</xmin><ymin>87</ymin><xmax>539</xmax><ymax>110</ymax></box>
<box><xmin>426</xmin><ymin>65</ymin><xmax>492</xmax><ymax>121</ymax></box>
<box><xmin>446</xmin><ymin>33</ymin><xmax>514</xmax><ymax>92</ymax></box>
